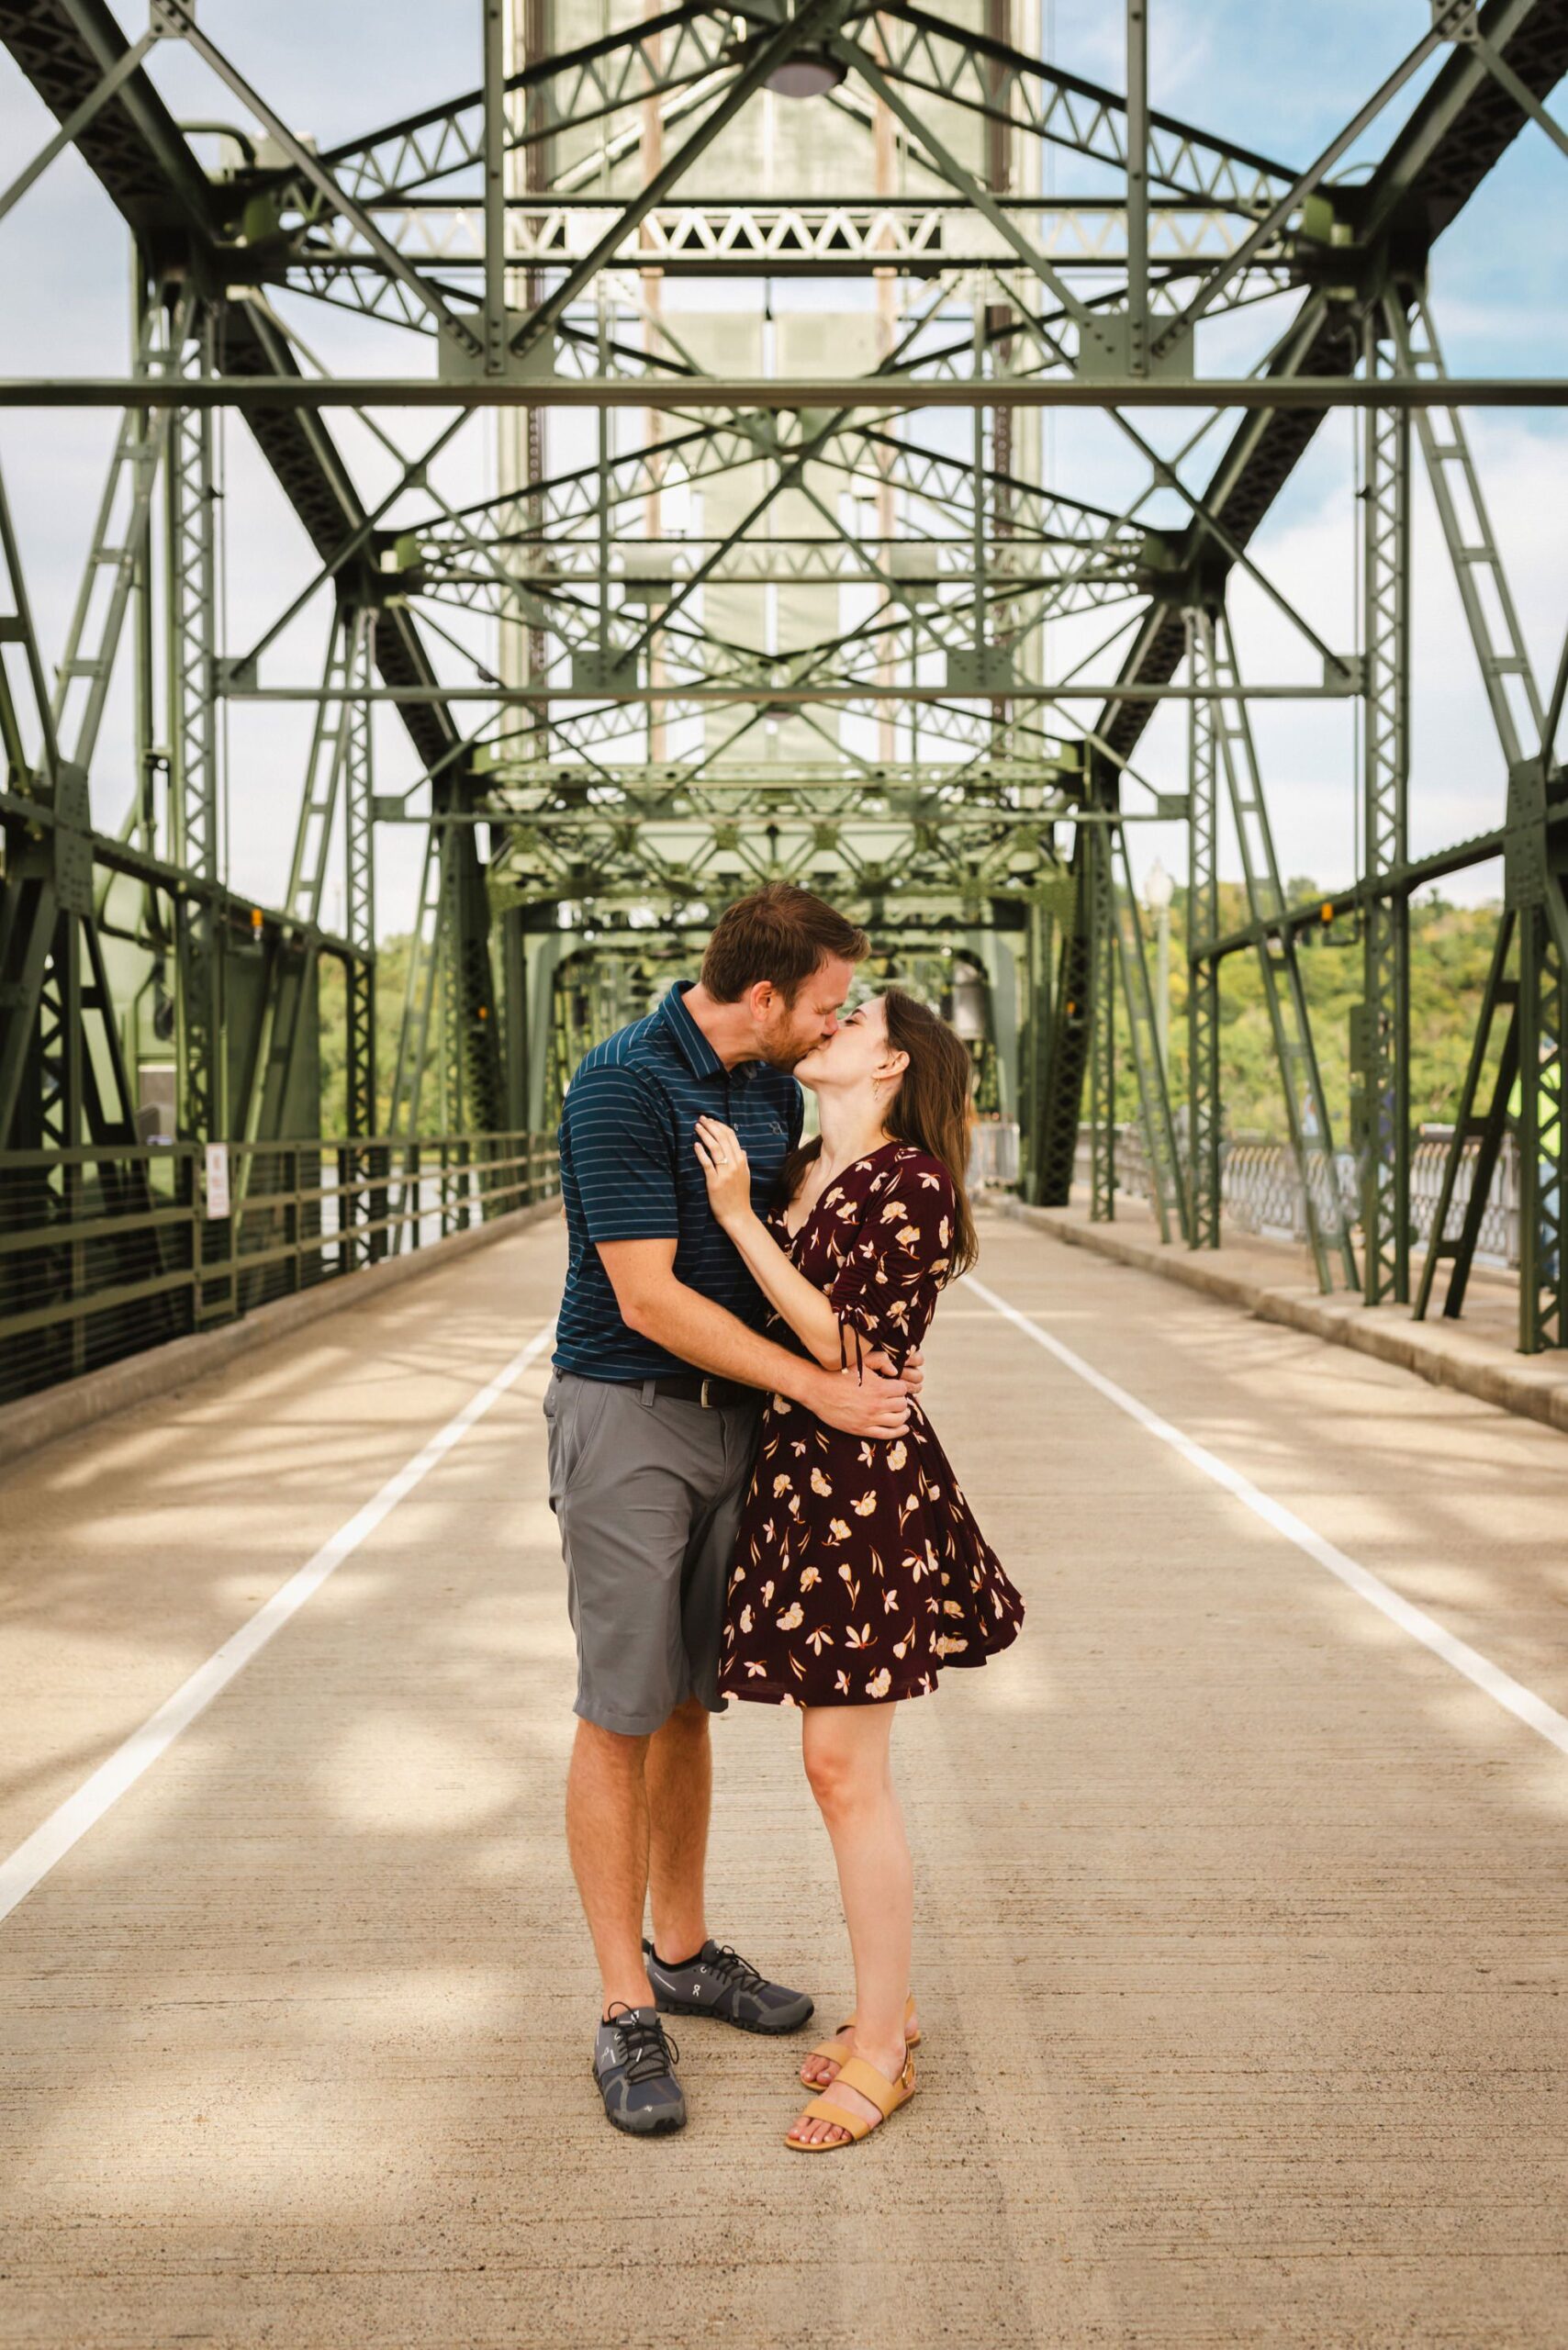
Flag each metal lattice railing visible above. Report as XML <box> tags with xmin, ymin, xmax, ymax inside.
<box><xmin>1101</xmin><ymin>1125</ymin><xmax>1520</xmax><ymax>1270</ymax></box>
<box><xmin>968</xmin><ymin>1119</ymin><xmax>1021</xmax><ymax>1189</ymax></box>
<box><xmin>1408</xmin><ymin>1128</ymin><xmax>1518</xmax><ymax>1269</ymax></box>
<box><xmin>0</xmin><ymin>1131</ymin><xmax>560</xmax><ymax>1411</ymax></box>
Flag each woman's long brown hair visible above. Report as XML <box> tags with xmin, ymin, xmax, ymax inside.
<box><xmin>778</xmin><ymin>986</ymin><xmax>980</xmax><ymax>1281</ymax></box>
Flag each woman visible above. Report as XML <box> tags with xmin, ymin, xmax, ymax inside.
<box><xmin>693</xmin><ymin>987</ymin><xmax>1024</xmax><ymax>2153</ymax></box>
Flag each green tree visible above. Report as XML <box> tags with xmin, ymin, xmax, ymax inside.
<box><xmin>318</xmin><ymin>934</ymin><xmax>449</xmax><ymax>1136</ymax></box>
<box><xmin>1115</xmin><ymin>884</ymin><xmax>1500</xmax><ymax>1143</ymax></box>
<box><xmin>316</xmin><ymin>895</ymin><xmax>1504</xmax><ymax>1147</ymax></box>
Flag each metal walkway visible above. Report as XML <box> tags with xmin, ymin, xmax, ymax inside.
<box><xmin>2</xmin><ymin>1212</ymin><xmax>1564</xmax><ymax>2347</ymax></box>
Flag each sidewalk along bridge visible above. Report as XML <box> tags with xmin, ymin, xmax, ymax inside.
<box><xmin>0</xmin><ymin>1201</ymin><xmax>1564</xmax><ymax>2347</ymax></box>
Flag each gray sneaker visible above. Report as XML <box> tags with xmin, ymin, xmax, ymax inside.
<box><xmin>593</xmin><ymin>2004</ymin><xmax>687</xmax><ymax>2136</ymax></box>
<box><xmin>644</xmin><ymin>1938</ymin><xmax>814</xmax><ymax>2036</ymax></box>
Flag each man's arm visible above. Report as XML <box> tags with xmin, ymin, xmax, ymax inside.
<box><xmin>598</xmin><ymin>1238</ymin><xmax>912</xmax><ymax>1438</ymax></box>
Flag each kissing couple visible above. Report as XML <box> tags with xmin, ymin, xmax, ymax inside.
<box><xmin>543</xmin><ymin>884</ymin><xmax>1024</xmax><ymax>2151</ymax></box>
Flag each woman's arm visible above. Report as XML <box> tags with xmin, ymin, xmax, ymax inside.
<box><xmin>595</xmin><ymin>1237</ymin><xmax>912</xmax><ymax>1434</ymax></box>
<box><xmin>693</xmin><ymin>1117</ymin><xmax>846</xmax><ymax>1370</ymax></box>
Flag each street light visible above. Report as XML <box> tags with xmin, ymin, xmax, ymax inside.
<box><xmin>1142</xmin><ymin>856</ymin><xmax>1174</xmax><ymax>1068</ymax></box>
<box><xmin>763</xmin><ymin>46</ymin><xmax>847</xmax><ymax>96</ymax></box>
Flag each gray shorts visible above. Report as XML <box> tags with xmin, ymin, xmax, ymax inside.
<box><xmin>543</xmin><ymin>1371</ymin><xmax>763</xmax><ymax>1736</ymax></box>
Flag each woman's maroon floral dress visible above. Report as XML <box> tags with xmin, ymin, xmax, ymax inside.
<box><xmin>718</xmin><ymin>1142</ymin><xmax>1024</xmax><ymax>1708</ymax></box>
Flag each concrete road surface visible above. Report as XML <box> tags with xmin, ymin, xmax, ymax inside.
<box><xmin>1</xmin><ymin>1207</ymin><xmax>1564</xmax><ymax>2347</ymax></box>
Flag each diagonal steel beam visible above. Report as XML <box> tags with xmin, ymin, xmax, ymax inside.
<box><xmin>0</xmin><ymin>21</ymin><xmax>158</xmax><ymax>226</ymax></box>
<box><xmin>1458</xmin><ymin>12</ymin><xmax>1568</xmax><ymax>157</ymax></box>
<box><xmin>227</xmin><ymin>409</ymin><xmax>471</xmax><ymax>679</ymax></box>
<box><xmin>1152</xmin><ymin>15</ymin><xmax>1450</xmax><ymax>357</ymax></box>
<box><xmin>318</xmin><ymin>2</ymin><xmax>728</xmax><ymax>199</ymax></box>
<box><xmin>834</xmin><ymin>41</ymin><xmax>1352</xmax><ymax>679</ymax></box>
<box><xmin>852</xmin><ymin>0</ymin><xmax>1299</xmax><ymax>207</ymax></box>
<box><xmin>0</xmin><ymin>9</ymin><xmax>479</xmax><ymax>789</ymax></box>
<box><xmin>613</xmin><ymin>269</ymin><xmax>966</xmax><ymax>663</ymax></box>
<box><xmin>162</xmin><ymin>5</ymin><xmax>479</xmax><ymax>352</ymax></box>
<box><xmin>1543</xmin><ymin>612</ymin><xmax>1568</xmax><ymax>765</ymax></box>
<box><xmin>507</xmin><ymin>0</ymin><xmax>856</xmax><ymax>359</ymax></box>
<box><xmin>0</xmin><ymin>442</ymin><xmax>59</xmax><ymax>791</ymax></box>
<box><xmin>834</xmin><ymin>36</ymin><xmax>1092</xmax><ymax>342</ymax></box>
<box><xmin>1364</xmin><ymin>0</ymin><xmax>1568</xmax><ymax>242</ymax></box>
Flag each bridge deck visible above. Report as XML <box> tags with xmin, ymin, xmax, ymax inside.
<box><xmin>2</xmin><ymin>1211</ymin><xmax>1564</xmax><ymax>2348</ymax></box>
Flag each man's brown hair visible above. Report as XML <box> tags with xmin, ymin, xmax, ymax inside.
<box><xmin>700</xmin><ymin>883</ymin><xmax>868</xmax><ymax>1005</ymax></box>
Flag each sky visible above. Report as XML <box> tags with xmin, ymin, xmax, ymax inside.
<box><xmin>1</xmin><ymin>0</ymin><xmax>1564</xmax><ymax>939</ymax></box>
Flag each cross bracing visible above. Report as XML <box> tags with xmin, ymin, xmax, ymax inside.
<box><xmin>2</xmin><ymin>0</ymin><xmax>1567</xmax><ymax>1404</ymax></box>
<box><xmin>295</xmin><ymin>193</ymin><xmax>1282</xmax><ymax>275</ymax></box>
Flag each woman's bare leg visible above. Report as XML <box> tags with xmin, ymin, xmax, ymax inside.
<box><xmin>792</xmin><ymin>1701</ymin><xmax>913</xmax><ymax>2146</ymax></box>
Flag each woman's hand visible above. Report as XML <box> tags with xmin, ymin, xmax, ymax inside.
<box><xmin>693</xmin><ymin>1116</ymin><xmax>756</xmax><ymax>1231</ymax></box>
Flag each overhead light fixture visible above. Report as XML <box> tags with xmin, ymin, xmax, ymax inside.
<box><xmin>764</xmin><ymin>45</ymin><xmax>846</xmax><ymax>96</ymax></box>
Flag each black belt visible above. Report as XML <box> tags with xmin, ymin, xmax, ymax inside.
<box><xmin>644</xmin><ymin>1371</ymin><xmax>756</xmax><ymax>1410</ymax></box>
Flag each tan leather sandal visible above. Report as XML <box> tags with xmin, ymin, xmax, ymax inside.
<box><xmin>800</xmin><ymin>1992</ymin><xmax>920</xmax><ymax>2087</ymax></box>
<box><xmin>787</xmin><ymin>2049</ymin><xmax>916</xmax><ymax>2151</ymax></box>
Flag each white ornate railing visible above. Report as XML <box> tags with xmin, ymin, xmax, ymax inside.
<box><xmin>969</xmin><ymin>1119</ymin><xmax>1020</xmax><ymax>1188</ymax></box>
<box><xmin>1079</xmin><ymin>1125</ymin><xmax>1519</xmax><ymax>1269</ymax></box>
<box><xmin>1409</xmin><ymin>1127</ymin><xmax>1518</xmax><ymax>1265</ymax></box>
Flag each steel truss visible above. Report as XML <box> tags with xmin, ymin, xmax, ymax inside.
<box><xmin>2</xmin><ymin>0</ymin><xmax>1566</xmax><ymax>1393</ymax></box>
<box><xmin>1185</xmin><ymin>616</ymin><xmax>1221</xmax><ymax>1252</ymax></box>
<box><xmin>1355</xmin><ymin>299</ymin><xmax>1411</xmax><ymax>1307</ymax></box>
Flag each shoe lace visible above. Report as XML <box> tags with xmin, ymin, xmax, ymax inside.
<box><xmin>606</xmin><ymin>2005</ymin><xmax>679</xmax><ymax>2085</ymax></box>
<box><xmin>705</xmin><ymin>1942</ymin><xmax>767</xmax><ymax>1994</ymax></box>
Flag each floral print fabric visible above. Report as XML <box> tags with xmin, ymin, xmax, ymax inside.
<box><xmin>718</xmin><ymin>1142</ymin><xmax>1025</xmax><ymax>1708</ymax></box>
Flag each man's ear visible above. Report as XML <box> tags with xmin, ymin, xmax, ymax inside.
<box><xmin>746</xmin><ymin>979</ymin><xmax>778</xmax><ymax>1025</ymax></box>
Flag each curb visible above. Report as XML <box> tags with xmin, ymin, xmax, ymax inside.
<box><xmin>996</xmin><ymin>1197</ymin><xmax>1568</xmax><ymax>1438</ymax></box>
<box><xmin>0</xmin><ymin>1196</ymin><xmax>563</xmax><ymax>1472</ymax></box>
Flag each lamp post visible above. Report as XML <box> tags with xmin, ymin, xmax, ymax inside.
<box><xmin>1142</xmin><ymin>856</ymin><xmax>1174</xmax><ymax>1068</ymax></box>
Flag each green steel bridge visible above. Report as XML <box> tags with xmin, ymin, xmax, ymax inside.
<box><xmin>2</xmin><ymin>0</ymin><xmax>1567</xmax><ymax>1402</ymax></box>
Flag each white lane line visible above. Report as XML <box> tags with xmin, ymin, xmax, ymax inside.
<box><xmin>966</xmin><ymin>1275</ymin><xmax>1568</xmax><ymax>1761</ymax></box>
<box><xmin>0</xmin><ymin>1320</ymin><xmax>557</xmax><ymax>1927</ymax></box>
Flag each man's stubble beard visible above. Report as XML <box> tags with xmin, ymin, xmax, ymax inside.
<box><xmin>755</xmin><ymin>1015</ymin><xmax>820</xmax><ymax>1074</ymax></box>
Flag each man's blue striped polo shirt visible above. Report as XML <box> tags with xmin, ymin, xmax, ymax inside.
<box><xmin>553</xmin><ymin>981</ymin><xmax>804</xmax><ymax>1382</ymax></box>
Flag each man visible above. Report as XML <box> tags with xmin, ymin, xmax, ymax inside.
<box><xmin>544</xmin><ymin>884</ymin><xmax>920</xmax><ymax>2135</ymax></box>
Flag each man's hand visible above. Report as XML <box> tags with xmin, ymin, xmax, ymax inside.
<box><xmin>804</xmin><ymin>1363</ymin><xmax>912</xmax><ymax>1438</ymax></box>
<box><xmin>866</xmin><ymin>1341</ymin><xmax>924</xmax><ymax>1396</ymax></box>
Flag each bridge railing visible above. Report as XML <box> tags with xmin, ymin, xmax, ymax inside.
<box><xmin>0</xmin><ymin>1131</ymin><xmax>560</xmax><ymax>1411</ymax></box>
<box><xmin>1098</xmin><ymin>1125</ymin><xmax>1519</xmax><ymax>1268</ymax></box>
<box><xmin>968</xmin><ymin>1118</ymin><xmax>1020</xmax><ymax>1188</ymax></box>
